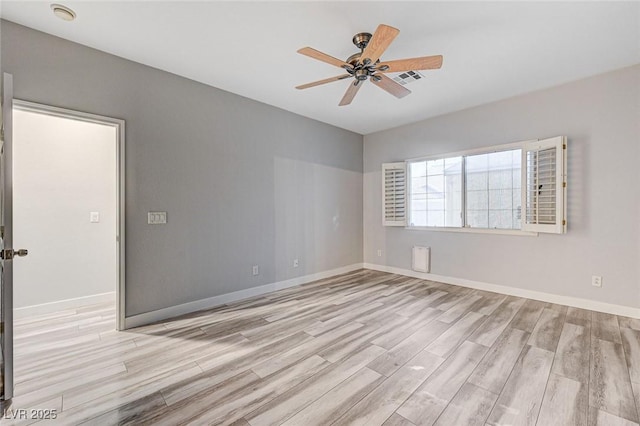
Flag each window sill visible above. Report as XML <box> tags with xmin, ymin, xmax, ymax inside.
<box><xmin>405</xmin><ymin>226</ymin><xmax>538</xmax><ymax>237</ymax></box>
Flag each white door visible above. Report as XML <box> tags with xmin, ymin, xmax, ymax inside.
<box><xmin>0</xmin><ymin>72</ymin><xmax>29</xmax><ymax>400</ymax></box>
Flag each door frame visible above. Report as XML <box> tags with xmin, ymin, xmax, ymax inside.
<box><xmin>13</xmin><ymin>100</ymin><xmax>126</xmax><ymax>330</ymax></box>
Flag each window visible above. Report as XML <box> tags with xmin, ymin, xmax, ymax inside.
<box><xmin>408</xmin><ymin>157</ymin><xmax>462</xmax><ymax>227</ymax></box>
<box><xmin>382</xmin><ymin>137</ymin><xmax>566</xmax><ymax>234</ymax></box>
<box><xmin>465</xmin><ymin>149</ymin><xmax>521</xmax><ymax>230</ymax></box>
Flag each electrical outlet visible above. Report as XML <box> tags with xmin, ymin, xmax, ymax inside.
<box><xmin>293</xmin><ymin>259</ymin><xmax>299</xmax><ymax>268</ymax></box>
<box><xmin>592</xmin><ymin>275</ymin><xmax>602</xmax><ymax>287</ymax></box>
<box><xmin>252</xmin><ymin>265</ymin><xmax>259</xmax><ymax>276</ymax></box>
<box><xmin>377</xmin><ymin>249</ymin><xmax>382</xmax><ymax>257</ymax></box>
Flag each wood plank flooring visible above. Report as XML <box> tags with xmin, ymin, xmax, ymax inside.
<box><xmin>4</xmin><ymin>269</ymin><xmax>640</xmax><ymax>425</ymax></box>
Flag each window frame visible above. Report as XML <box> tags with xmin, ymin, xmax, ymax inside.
<box><xmin>405</xmin><ymin>140</ymin><xmax>538</xmax><ymax>236</ymax></box>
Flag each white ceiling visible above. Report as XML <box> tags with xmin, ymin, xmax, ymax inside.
<box><xmin>2</xmin><ymin>1</ymin><xmax>639</xmax><ymax>134</ymax></box>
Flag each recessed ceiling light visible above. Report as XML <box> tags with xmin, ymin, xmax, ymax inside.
<box><xmin>51</xmin><ymin>4</ymin><xmax>76</xmax><ymax>21</ymax></box>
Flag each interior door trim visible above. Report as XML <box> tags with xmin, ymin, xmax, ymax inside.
<box><xmin>2</xmin><ymin>73</ymin><xmax>14</xmax><ymax>400</ymax></box>
<box><xmin>13</xmin><ymin>100</ymin><xmax>127</xmax><ymax>331</ymax></box>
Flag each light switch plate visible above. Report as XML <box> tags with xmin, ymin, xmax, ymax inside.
<box><xmin>148</xmin><ymin>212</ymin><xmax>167</xmax><ymax>224</ymax></box>
<box><xmin>90</xmin><ymin>212</ymin><xmax>100</xmax><ymax>223</ymax></box>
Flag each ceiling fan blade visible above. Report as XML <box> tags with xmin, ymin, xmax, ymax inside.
<box><xmin>371</xmin><ymin>74</ymin><xmax>411</xmax><ymax>99</ymax></box>
<box><xmin>339</xmin><ymin>81</ymin><xmax>363</xmax><ymax>106</ymax></box>
<box><xmin>296</xmin><ymin>74</ymin><xmax>352</xmax><ymax>90</ymax></box>
<box><xmin>378</xmin><ymin>55</ymin><xmax>443</xmax><ymax>73</ymax></box>
<box><xmin>360</xmin><ymin>24</ymin><xmax>400</xmax><ymax>65</ymax></box>
<box><xmin>297</xmin><ymin>47</ymin><xmax>351</xmax><ymax>69</ymax></box>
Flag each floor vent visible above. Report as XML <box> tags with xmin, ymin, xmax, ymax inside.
<box><xmin>412</xmin><ymin>246</ymin><xmax>430</xmax><ymax>273</ymax></box>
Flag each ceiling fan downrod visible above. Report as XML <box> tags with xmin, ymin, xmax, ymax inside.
<box><xmin>342</xmin><ymin>33</ymin><xmax>390</xmax><ymax>83</ymax></box>
<box><xmin>352</xmin><ymin>32</ymin><xmax>372</xmax><ymax>51</ymax></box>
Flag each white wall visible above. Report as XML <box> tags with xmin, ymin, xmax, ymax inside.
<box><xmin>13</xmin><ymin>109</ymin><xmax>117</xmax><ymax>308</ymax></box>
<box><xmin>364</xmin><ymin>65</ymin><xmax>640</xmax><ymax>310</ymax></box>
<box><xmin>2</xmin><ymin>21</ymin><xmax>363</xmax><ymax>317</ymax></box>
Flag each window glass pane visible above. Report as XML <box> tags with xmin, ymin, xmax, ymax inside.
<box><xmin>411</xmin><ymin>161</ymin><xmax>426</xmax><ymax>177</ymax></box>
<box><xmin>466</xmin><ymin>153</ymin><xmax>488</xmax><ymax>172</ymax></box>
<box><xmin>466</xmin><ymin>171</ymin><xmax>487</xmax><ymax>191</ymax></box>
<box><xmin>467</xmin><ymin>210</ymin><xmax>489</xmax><ymax>228</ymax></box>
<box><xmin>408</xmin><ymin>157</ymin><xmax>462</xmax><ymax>227</ymax></box>
<box><xmin>427</xmin><ymin>158</ymin><xmax>444</xmax><ymax>176</ymax></box>
<box><xmin>412</xmin><ymin>195</ymin><xmax>427</xmax><ymax>211</ymax></box>
<box><xmin>443</xmin><ymin>157</ymin><xmax>462</xmax><ymax>227</ymax></box>
<box><xmin>445</xmin><ymin>191</ymin><xmax>462</xmax><ymax>226</ymax></box>
<box><xmin>489</xmin><ymin>189</ymin><xmax>513</xmax><ymax>210</ymax></box>
<box><xmin>488</xmin><ymin>169</ymin><xmax>512</xmax><ymax>189</ymax></box>
<box><xmin>428</xmin><ymin>211</ymin><xmax>445</xmax><ymax>227</ymax></box>
<box><xmin>449</xmin><ymin>191</ymin><xmax>462</xmax><ymax>211</ymax></box>
<box><xmin>427</xmin><ymin>174</ymin><xmax>444</xmax><ymax>196</ymax></box>
<box><xmin>513</xmin><ymin>168</ymin><xmax>521</xmax><ymax>188</ymax></box>
<box><xmin>512</xmin><ymin>188</ymin><xmax>521</xmax><ymax>209</ymax></box>
<box><xmin>467</xmin><ymin>190</ymin><xmax>489</xmax><ymax>210</ymax></box>
<box><xmin>427</xmin><ymin>198</ymin><xmax>443</xmax><ymax>211</ymax></box>
<box><xmin>411</xmin><ymin>176</ymin><xmax>427</xmax><ymax>194</ymax></box>
<box><xmin>489</xmin><ymin>210</ymin><xmax>513</xmax><ymax>229</ymax></box>
<box><xmin>488</xmin><ymin>150</ymin><xmax>514</xmax><ymax>168</ymax></box>
<box><xmin>412</xmin><ymin>210</ymin><xmax>427</xmax><ymax>227</ymax></box>
<box><xmin>513</xmin><ymin>209</ymin><xmax>522</xmax><ymax>229</ymax></box>
<box><xmin>512</xmin><ymin>150</ymin><xmax>522</xmax><ymax>188</ymax></box>
<box><xmin>465</xmin><ymin>149</ymin><xmax>522</xmax><ymax>229</ymax></box>
<box><xmin>408</xmin><ymin>162</ymin><xmax>425</xmax><ymax>227</ymax></box>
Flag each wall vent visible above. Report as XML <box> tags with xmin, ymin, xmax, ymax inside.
<box><xmin>412</xmin><ymin>246</ymin><xmax>430</xmax><ymax>273</ymax></box>
<box><xmin>392</xmin><ymin>71</ymin><xmax>425</xmax><ymax>86</ymax></box>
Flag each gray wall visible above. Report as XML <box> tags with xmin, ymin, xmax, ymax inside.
<box><xmin>13</xmin><ymin>109</ymin><xmax>117</xmax><ymax>308</ymax></box>
<box><xmin>364</xmin><ymin>65</ymin><xmax>640</xmax><ymax>309</ymax></box>
<box><xmin>1</xmin><ymin>21</ymin><xmax>363</xmax><ymax>316</ymax></box>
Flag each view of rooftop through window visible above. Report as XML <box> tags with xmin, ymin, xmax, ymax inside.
<box><xmin>408</xmin><ymin>149</ymin><xmax>522</xmax><ymax>229</ymax></box>
<box><xmin>409</xmin><ymin>156</ymin><xmax>462</xmax><ymax>227</ymax></box>
<box><xmin>466</xmin><ymin>149</ymin><xmax>522</xmax><ymax>229</ymax></box>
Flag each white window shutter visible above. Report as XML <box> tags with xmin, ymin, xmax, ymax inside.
<box><xmin>522</xmin><ymin>136</ymin><xmax>567</xmax><ymax>234</ymax></box>
<box><xmin>382</xmin><ymin>162</ymin><xmax>407</xmax><ymax>226</ymax></box>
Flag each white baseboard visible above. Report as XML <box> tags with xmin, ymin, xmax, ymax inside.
<box><xmin>124</xmin><ymin>261</ymin><xmax>640</xmax><ymax>329</ymax></box>
<box><xmin>124</xmin><ymin>263</ymin><xmax>364</xmax><ymax>329</ymax></box>
<box><xmin>363</xmin><ymin>263</ymin><xmax>640</xmax><ymax>319</ymax></box>
<box><xmin>14</xmin><ymin>292</ymin><xmax>116</xmax><ymax>319</ymax></box>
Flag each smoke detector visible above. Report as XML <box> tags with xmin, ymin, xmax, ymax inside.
<box><xmin>51</xmin><ymin>4</ymin><xmax>76</xmax><ymax>21</ymax></box>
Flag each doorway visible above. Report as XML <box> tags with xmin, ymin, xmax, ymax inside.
<box><xmin>12</xmin><ymin>101</ymin><xmax>125</xmax><ymax>330</ymax></box>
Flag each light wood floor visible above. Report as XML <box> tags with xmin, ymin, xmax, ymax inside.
<box><xmin>5</xmin><ymin>269</ymin><xmax>640</xmax><ymax>425</ymax></box>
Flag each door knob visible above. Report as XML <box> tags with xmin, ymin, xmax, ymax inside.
<box><xmin>0</xmin><ymin>249</ymin><xmax>28</xmax><ymax>260</ymax></box>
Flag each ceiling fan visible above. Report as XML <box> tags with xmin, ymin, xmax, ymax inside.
<box><xmin>296</xmin><ymin>24</ymin><xmax>443</xmax><ymax>106</ymax></box>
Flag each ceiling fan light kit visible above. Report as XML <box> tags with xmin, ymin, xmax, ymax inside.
<box><xmin>296</xmin><ymin>24</ymin><xmax>443</xmax><ymax>106</ymax></box>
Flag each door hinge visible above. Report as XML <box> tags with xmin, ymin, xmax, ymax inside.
<box><xmin>562</xmin><ymin>219</ymin><xmax>566</xmax><ymax>226</ymax></box>
<box><xmin>563</xmin><ymin>144</ymin><xmax>566</xmax><ymax>149</ymax></box>
<box><xmin>563</xmin><ymin>182</ymin><xmax>567</xmax><ymax>188</ymax></box>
